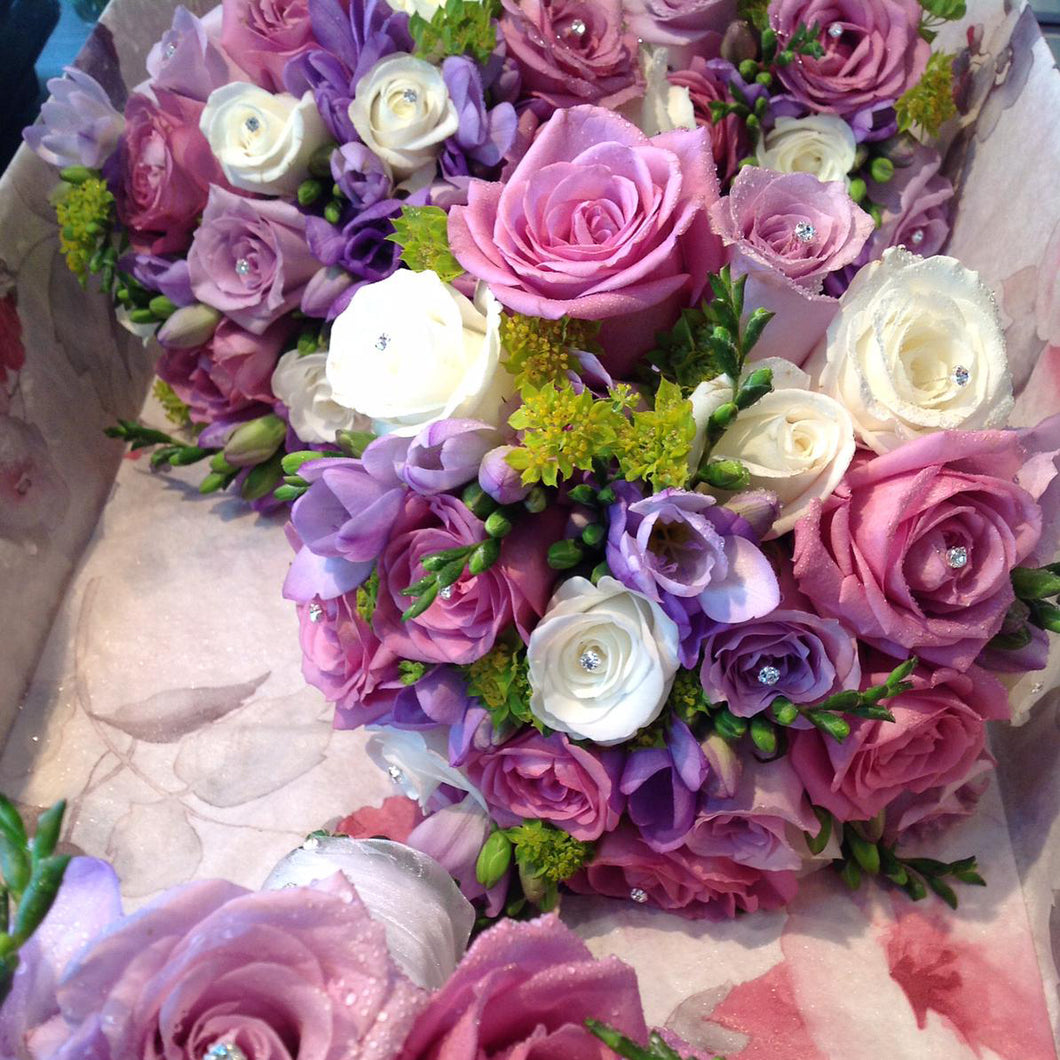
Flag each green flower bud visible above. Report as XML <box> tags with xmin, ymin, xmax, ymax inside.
<box><xmin>869</xmin><ymin>156</ymin><xmax>895</xmax><ymax>183</ymax></box>
<box><xmin>548</xmin><ymin>539</ymin><xmax>584</xmax><ymax>570</ymax></box>
<box><xmin>58</xmin><ymin>164</ymin><xmax>99</xmax><ymax>185</ymax></box>
<box><xmin>297</xmin><ymin>179</ymin><xmax>324</xmax><ymax>208</ymax></box>
<box><xmin>581</xmin><ymin>522</ymin><xmax>605</xmax><ymax>548</ymax></box>
<box><xmin>307</xmin><ymin>142</ymin><xmax>337</xmax><ymax>178</ymax></box>
<box><xmin>198</xmin><ymin>471</ymin><xmax>231</xmax><ymax>495</ymax></box>
<box><xmin>209</xmin><ymin>452</ymin><xmax>238</xmax><ymax>474</ymax></box>
<box><xmin>1012</xmin><ymin>565</ymin><xmax>1060</xmax><ymax>600</ymax></box>
<box><xmin>223</xmin><ymin>414</ymin><xmax>287</xmax><ymax>468</ymax></box>
<box><xmin>468</xmin><ymin>537</ymin><xmax>501</xmax><ymax>575</ymax></box>
<box><xmin>709</xmin><ymin>401</ymin><xmax>739</xmax><ymax>432</ymax></box>
<box><xmin>281</xmin><ymin>451</ymin><xmax>328</xmax><ymax>476</ymax></box>
<box><xmin>769</xmin><ymin>696</ymin><xmax>799</xmax><ymax>726</ymax></box>
<box><xmin>336</xmin><ymin>429</ymin><xmax>376</xmax><ymax>458</ymax></box>
<box><xmin>848</xmin><ymin>177</ymin><xmax>867</xmax><ymax>203</ymax></box>
<box><xmin>698</xmin><ymin>459</ymin><xmax>751</xmax><ymax>491</ymax></box>
<box><xmin>713</xmin><ymin>708</ymin><xmax>747</xmax><ymax>741</ymax></box>
<box><xmin>523</xmin><ymin>486</ymin><xmax>548</xmax><ymax>513</ymax></box>
<box><xmin>749</xmin><ymin>714</ymin><xmax>777</xmax><ymax>755</ymax></box>
<box><xmin>475</xmin><ymin>831</ymin><xmax>513</xmax><ymax>888</ymax></box>
<box><xmin>324</xmin><ymin>200</ymin><xmax>343</xmax><ymax>226</ymax></box>
<box><xmin>484</xmin><ymin>510</ymin><xmax>513</xmax><ymax>538</ymax></box>
<box><xmin>567</xmin><ymin>484</ymin><xmax>598</xmax><ymax>506</ymax></box>
<box><xmin>845</xmin><ymin>827</ymin><xmax>880</xmax><ymax>875</ymax></box>
<box><xmin>738</xmin><ymin>58</ymin><xmax>758</xmax><ymax>81</ymax></box>
<box><xmin>462</xmin><ymin>482</ymin><xmax>498</xmax><ymax>519</ymax></box>
<box><xmin>148</xmin><ymin>295</ymin><xmax>178</xmax><ymax>320</ymax></box>
<box><xmin>128</xmin><ymin>308</ymin><xmax>157</xmax><ymax>325</ymax></box>
<box><xmin>241</xmin><ymin>456</ymin><xmax>284</xmax><ymax>501</ymax></box>
<box><xmin>595</xmin><ymin>485</ymin><xmax>616</xmax><ymax>506</ymax></box>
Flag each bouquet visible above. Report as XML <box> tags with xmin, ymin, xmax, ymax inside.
<box><xmin>22</xmin><ymin>0</ymin><xmax>1060</xmax><ymax>924</ymax></box>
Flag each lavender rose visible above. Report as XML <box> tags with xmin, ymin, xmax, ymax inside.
<box><xmin>448</xmin><ymin>105</ymin><xmax>724</xmax><ymax>370</ymax></box>
<box><xmin>188</xmin><ymin>185</ymin><xmax>321</xmax><ymax>335</ymax></box>
<box><xmin>793</xmin><ymin>429</ymin><xmax>1043</xmax><ymax>669</ymax></box>
<box><xmin>789</xmin><ymin>661</ymin><xmax>1009</xmax><ymax>822</ymax></box>
<box><xmin>221</xmin><ymin>0</ymin><xmax>318</xmax><ymax>92</ymax></box>
<box><xmin>500</xmin><ymin>0</ymin><xmax>643</xmax><ymax>110</ymax></box>
<box><xmin>872</xmin><ymin>144</ymin><xmax>954</xmax><ymax>256</ymax></box>
<box><xmin>699</xmin><ymin>608</ymin><xmax>860</xmax><ymax>721</ymax></box>
<box><xmin>770</xmin><ymin>0</ymin><xmax>928</xmax><ymax>119</ymax></box>
<box><xmin>569</xmin><ymin>824</ymin><xmax>798</xmax><ymax>919</ymax></box>
<box><xmin>465</xmin><ymin>730</ymin><xmax>624</xmax><ymax>840</ymax></box>
<box><xmin>624</xmin><ymin>0</ymin><xmax>734</xmax><ymax>46</ymax></box>
<box><xmin>399</xmin><ymin>914</ymin><xmax>648</xmax><ymax>1059</ymax></box>
<box><xmin>147</xmin><ymin>6</ymin><xmax>237</xmax><ymax>102</ymax></box>
<box><xmin>709</xmin><ymin>167</ymin><xmax>874</xmax><ymax>288</ymax></box>
<box><xmin>30</xmin><ymin>873</ymin><xmax>424</xmax><ymax>1059</ymax></box>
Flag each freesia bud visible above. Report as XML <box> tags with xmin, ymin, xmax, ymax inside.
<box><xmin>478</xmin><ymin>446</ymin><xmax>531</xmax><ymax>504</ymax></box>
<box><xmin>157</xmin><ymin>303</ymin><xmax>222</xmax><ymax>348</ymax></box>
<box><xmin>223</xmin><ymin>414</ymin><xmax>287</xmax><ymax>467</ymax></box>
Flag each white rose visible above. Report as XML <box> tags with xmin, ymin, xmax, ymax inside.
<box><xmin>527</xmin><ymin>576</ymin><xmax>680</xmax><ymax>746</ymax></box>
<box><xmin>386</xmin><ymin>0</ymin><xmax>480</xmax><ymax>16</ymax></box>
<box><xmin>631</xmin><ymin>44</ymin><xmax>695</xmax><ymax>136</ymax></box>
<box><xmin>271</xmin><ymin>350</ymin><xmax>367</xmax><ymax>444</ymax></box>
<box><xmin>758</xmin><ymin>114</ymin><xmax>857</xmax><ymax>185</ymax></box>
<box><xmin>349</xmin><ymin>54</ymin><xmax>459</xmax><ymax>180</ymax></box>
<box><xmin>819</xmin><ymin>247</ymin><xmax>1014</xmax><ymax>453</ymax></box>
<box><xmin>688</xmin><ymin>373</ymin><xmax>734</xmax><ymax>472</ymax></box>
<box><xmin>711</xmin><ymin>359</ymin><xmax>856</xmax><ymax>536</ymax></box>
<box><xmin>326</xmin><ymin>269</ymin><xmax>513</xmax><ymax>437</ymax></box>
<box><xmin>199</xmin><ymin>82</ymin><xmax>329</xmax><ymax>196</ymax></box>
<box><xmin>366</xmin><ymin>728</ymin><xmax>488</xmax><ymax>811</ymax></box>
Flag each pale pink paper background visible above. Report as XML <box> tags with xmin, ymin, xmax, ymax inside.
<box><xmin>1</xmin><ymin>1</ymin><xmax>1059</xmax><ymax>1056</ymax></box>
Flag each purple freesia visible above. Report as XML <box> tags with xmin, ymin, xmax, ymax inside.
<box><xmin>146</xmin><ymin>6</ymin><xmax>236</xmax><ymax>101</ymax></box>
<box><xmin>606</xmin><ymin>482</ymin><xmax>780</xmax><ymax>665</ymax></box>
<box><xmin>620</xmin><ymin>718</ymin><xmax>708</xmax><ymax>851</ymax></box>
<box><xmin>23</xmin><ymin>67</ymin><xmax>124</xmax><ymax>169</ymax></box>
<box><xmin>403</xmin><ymin>420</ymin><xmax>497</xmax><ymax>495</ymax></box>
<box><xmin>283</xmin><ymin>449</ymin><xmax>407</xmax><ymax>602</ymax></box>
<box><xmin>124</xmin><ymin>254</ymin><xmax>195</xmax><ymax>305</ymax></box>
<box><xmin>699</xmin><ymin>608</ymin><xmax>861</xmax><ymax>721</ymax></box>
<box><xmin>284</xmin><ymin>0</ymin><xmax>411</xmax><ymax>142</ymax></box>
<box><xmin>439</xmin><ymin>56</ymin><xmax>518</xmax><ymax>178</ymax></box>
<box><xmin>0</xmin><ymin>858</ymin><xmax>122</xmax><ymax>1057</ymax></box>
<box><xmin>478</xmin><ymin>445</ymin><xmax>532</xmax><ymax>504</ymax></box>
<box><xmin>188</xmin><ymin>186</ymin><xmax>321</xmax><ymax>335</ymax></box>
<box><xmin>331</xmin><ymin>142</ymin><xmax>394</xmax><ymax>210</ymax></box>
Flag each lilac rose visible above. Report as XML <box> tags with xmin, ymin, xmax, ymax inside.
<box><xmin>624</xmin><ymin>0</ymin><xmax>735</xmax><ymax>47</ymax></box>
<box><xmin>221</xmin><ymin>0</ymin><xmax>319</xmax><ymax>92</ymax></box>
<box><xmin>147</xmin><ymin>6</ymin><xmax>238</xmax><ymax>101</ymax></box>
<box><xmin>28</xmin><ymin>873</ymin><xmax>424</xmax><ymax>1059</ymax></box>
<box><xmin>770</xmin><ymin>0</ymin><xmax>928</xmax><ymax>118</ymax></box>
<box><xmin>189</xmin><ymin>186</ymin><xmax>321</xmax><ymax>335</ymax></box>
<box><xmin>449</xmin><ymin>106</ymin><xmax>724</xmax><ymax>370</ymax></box>
<box><xmin>710</xmin><ymin>167</ymin><xmax>874</xmax><ymax>288</ymax></box>
<box><xmin>873</xmin><ymin>143</ymin><xmax>954</xmax><ymax>256</ymax></box>
<box><xmin>698</xmin><ymin>608</ymin><xmax>860</xmax><ymax>721</ymax></box>
<box><xmin>500</xmin><ymin>0</ymin><xmax>643</xmax><ymax>111</ymax></box>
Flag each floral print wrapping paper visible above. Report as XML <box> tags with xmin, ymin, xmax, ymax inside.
<box><xmin>1</xmin><ymin>0</ymin><xmax>1060</xmax><ymax>1056</ymax></box>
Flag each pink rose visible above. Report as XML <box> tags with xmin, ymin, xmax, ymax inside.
<box><xmin>770</xmin><ymin>0</ymin><xmax>929</xmax><ymax>117</ymax></box>
<box><xmin>448</xmin><ymin>105</ymin><xmax>724</xmax><ymax>371</ymax></box>
<box><xmin>156</xmin><ymin>317</ymin><xmax>290</xmax><ymax>424</ymax></box>
<box><xmin>188</xmin><ymin>186</ymin><xmax>321</xmax><ymax>335</ymax></box>
<box><xmin>220</xmin><ymin>0</ymin><xmax>317</xmax><ymax>92</ymax></box>
<box><xmin>789</xmin><ymin>661</ymin><xmax>1009</xmax><ymax>822</ymax></box>
<box><xmin>500</xmin><ymin>0</ymin><xmax>643</xmax><ymax>110</ymax></box>
<box><xmin>465</xmin><ymin>730</ymin><xmax>624</xmax><ymax>840</ymax></box>
<box><xmin>373</xmin><ymin>494</ymin><xmax>560</xmax><ymax>665</ymax></box>
<box><xmin>668</xmin><ymin>56</ymin><xmax>751</xmax><ymax>184</ymax></box>
<box><xmin>116</xmin><ymin>90</ymin><xmax>228</xmax><ymax>255</ymax></box>
<box><xmin>296</xmin><ymin>593</ymin><xmax>404</xmax><ymax>729</ymax></box>
<box><xmin>34</xmin><ymin>874</ymin><xmax>424</xmax><ymax>1059</ymax></box>
<box><xmin>398</xmin><ymin>913</ymin><xmax>649</xmax><ymax>1059</ymax></box>
<box><xmin>624</xmin><ymin>0</ymin><xmax>735</xmax><ymax>47</ymax></box>
<box><xmin>793</xmin><ymin>430</ymin><xmax>1043</xmax><ymax>669</ymax></box>
<box><xmin>569</xmin><ymin>824</ymin><xmax>798</xmax><ymax>919</ymax></box>
<box><xmin>872</xmin><ymin>144</ymin><xmax>954</xmax><ymax>257</ymax></box>
<box><xmin>710</xmin><ymin>167</ymin><xmax>874</xmax><ymax>288</ymax></box>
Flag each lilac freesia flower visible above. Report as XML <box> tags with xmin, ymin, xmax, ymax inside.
<box><xmin>620</xmin><ymin>718</ymin><xmax>708</xmax><ymax>851</ymax></box>
<box><xmin>606</xmin><ymin>482</ymin><xmax>780</xmax><ymax>665</ymax></box>
<box><xmin>439</xmin><ymin>57</ymin><xmax>517</xmax><ymax>178</ymax></box>
<box><xmin>146</xmin><ymin>5</ymin><xmax>235</xmax><ymax>101</ymax></box>
<box><xmin>403</xmin><ymin>420</ymin><xmax>497</xmax><ymax>495</ymax></box>
<box><xmin>478</xmin><ymin>445</ymin><xmax>531</xmax><ymax>504</ymax></box>
<box><xmin>331</xmin><ymin>142</ymin><xmax>394</xmax><ymax>210</ymax></box>
<box><xmin>699</xmin><ymin>608</ymin><xmax>861</xmax><ymax>721</ymax></box>
<box><xmin>23</xmin><ymin>67</ymin><xmax>124</xmax><ymax>169</ymax></box>
<box><xmin>123</xmin><ymin>254</ymin><xmax>195</xmax><ymax>305</ymax></box>
<box><xmin>284</xmin><ymin>0</ymin><xmax>412</xmax><ymax>142</ymax></box>
<box><xmin>302</xmin><ymin>265</ymin><xmax>356</xmax><ymax>319</ymax></box>
<box><xmin>283</xmin><ymin>449</ymin><xmax>407</xmax><ymax>602</ymax></box>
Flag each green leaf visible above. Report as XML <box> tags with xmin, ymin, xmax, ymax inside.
<box><xmin>11</xmin><ymin>855</ymin><xmax>70</xmax><ymax>946</ymax></box>
<box><xmin>805</xmin><ymin>806</ymin><xmax>832</xmax><ymax>855</ymax></box>
<box><xmin>742</xmin><ymin>308</ymin><xmax>775</xmax><ymax>355</ymax></box>
<box><xmin>1012</xmin><ymin>566</ymin><xmax>1060</xmax><ymax>601</ymax></box>
<box><xmin>30</xmin><ymin>800</ymin><xmax>66</xmax><ymax>864</ymax></box>
<box><xmin>0</xmin><ymin>797</ymin><xmax>27</xmax><ymax>849</ymax></box>
<box><xmin>386</xmin><ymin>204</ymin><xmax>465</xmax><ymax>281</ymax></box>
<box><xmin>926</xmin><ymin>874</ymin><xmax>959</xmax><ymax>910</ymax></box>
<box><xmin>402</xmin><ymin>581</ymin><xmax>439</xmax><ymax>621</ymax></box>
<box><xmin>0</xmin><ymin>837</ymin><xmax>30</xmax><ymax>897</ymax></box>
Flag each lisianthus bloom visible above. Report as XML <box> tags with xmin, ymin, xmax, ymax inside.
<box><xmin>569</xmin><ymin>824</ymin><xmax>798</xmax><ymax>919</ymax></box>
<box><xmin>790</xmin><ymin>660</ymin><xmax>1009</xmax><ymax>821</ymax></box>
<box><xmin>793</xmin><ymin>429</ymin><xmax>1043</xmax><ymax>669</ymax></box>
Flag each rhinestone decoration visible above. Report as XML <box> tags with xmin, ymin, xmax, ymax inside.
<box><xmin>946</xmin><ymin>545</ymin><xmax>969</xmax><ymax>569</ymax></box>
<box><xmin>569</xmin><ymin>17</ymin><xmax>587</xmax><ymax>35</ymax></box>
<box><xmin>402</xmin><ymin>88</ymin><xmax>418</xmax><ymax>103</ymax></box>
<box><xmin>910</xmin><ymin>227</ymin><xmax>925</xmax><ymax>246</ymax></box>
<box><xmin>375</xmin><ymin>333</ymin><xmax>391</xmax><ymax>351</ymax></box>
<box><xmin>827</xmin><ymin>21</ymin><xmax>843</xmax><ymax>37</ymax></box>
<box><xmin>387</xmin><ymin>764</ymin><xmax>404</xmax><ymax>782</ymax></box>
<box><xmin>439</xmin><ymin>585</ymin><xmax>455</xmax><ymax>600</ymax></box>
<box><xmin>163</xmin><ymin>41</ymin><xmax>178</xmax><ymax>59</ymax></box>
<box><xmin>244</xmin><ymin>116</ymin><xmax>261</xmax><ymax>133</ymax></box>
<box><xmin>757</xmin><ymin>664</ymin><xmax>781</xmax><ymax>686</ymax></box>
<box><xmin>308</xmin><ymin>603</ymin><xmax>324</xmax><ymax>623</ymax></box>
<box><xmin>794</xmin><ymin>221</ymin><xmax>816</xmax><ymax>243</ymax></box>
<box><xmin>579</xmin><ymin>649</ymin><xmax>603</xmax><ymax>673</ymax></box>
<box><xmin>204</xmin><ymin>1046</ymin><xmax>247</xmax><ymax>1060</ymax></box>
<box><xmin>630</xmin><ymin>887</ymin><xmax>649</xmax><ymax>903</ymax></box>
<box><xmin>234</xmin><ymin>257</ymin><xmax>251</xmax><ymax>276</ymax></box>
<box><xmin>951</xmin><ymin>365</ymin><xmax>970</xmax><ymax>387</ymax></box>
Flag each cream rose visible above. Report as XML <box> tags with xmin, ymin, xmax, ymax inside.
<box><xmin>711</xmin><ymin>359</ymin><xmax>856</xmax><ymax>536</ymax></box>
<box><xmin>386</xmin><ymin>0</ymin><xmax>480</xmax><ymax>16</ymax></box>
<box><xmin>527</xmin><ymin>576</ymin><xmax>680</xmax><ymax>745</ymax></box>
<box><xmin>758</xmin><ymin>114</ymin><xmax>857</xmax><ymax>185</ymax></box>
<box><xmin>819</xmin><ymin>247</ymin><xmax>1014</xmax><ymax>453</ymax></box>
<box><xmin>687</xmin><ymin>373</ymin><xmax>734</xmax><ymax>472</ymax></box>
<box><xmin>271</xmin><ymin>350</ymin><xmax>366</xmax><ymax>444</ymax></box>
<box><xmin>199</xmin><ymin>82</ymin><xmax>328</xmax><ymax>196</ymax></box>
<box><xmin>326</xmin><ymin>269</ymin><xmax>512</xmax><ymax>436</ymax></box>
<box><xmin>349</xmin><ymin>54</ymin><xmax>459</xmax><ymax>180</ymax></box>
<box><xmin>633</xmin><ymin>44</ymin><xmax>695</xmax><ymax>136</ymax></box>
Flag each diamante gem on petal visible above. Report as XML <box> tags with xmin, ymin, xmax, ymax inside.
<box><xmin>579</xmin><ymin>649</ymin><xmax>602</xmax><ymax>672</ymax></box>
<box><xmin>630</xmin><ymin>887</ymin><xmax>648</xmax><ymax>903</ymax></box>
<box><xmin>794</xmin><ymin>221</ymin><xmax>816</xmax><ymax>243</ymax></box>
<box><xmin>946</xmin><ymin>545</ymin><xmax>968</xmax><ymax>569</ymax></box>
<box><xmin>757</xmin><ymin>665</ymin><xmax>781</xmax><ymax>686</ymax></box>
<box><xmin>235</xmin><ymin>258</ymin><xmax>251</xmax><ymax>276</ymax></box>
<box><xmin>952</xmin><ymin>365</ymin><xmax>970</xmax><ymax>386</ymax></box>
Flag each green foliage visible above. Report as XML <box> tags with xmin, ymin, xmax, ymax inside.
<box><xmin>399</xmin><ymin>660</ymin><xmax>428</xmax><ymax>685</ymax></box>
<box><xmin>736</xmin><ymin>0</ymin><xmax>769</xmax><ymax>30</ymax></box>
<box><xmin>152</xmin><ymin>380</ymin><xmax>191</xmax><ymax>429</ymax></box>
<box><xmin>501</xmin><ymin>314</ymin><xmax>600</xmax><ymax>392</ymax></box>
<box><xmin>586</xmin><ymin>1021</ymin><xmax>725</xmax><ymax>1060</ymax></box>
<box><xmin>55</xmin><ymin>174</ymin><xmax>115</xmax><ymax>286</ymax></box>
<box><xmin>464</xmin><ymin>640</ymin><xmax>540</xmax><ymax>731</ymax></box>
<box><xmin>411</xmin><ymin>0</ymin><xmax>501</xmax><ymax>66</ymax></box>
<box><xmin>895</xmin><ymin>52</ymin><xmax>957</xmax><ymax>136</ymax></box>
<box><xmin>0</xmin><ymin>797</ymin><xmax>70</xmax><ymax>1004</ymax></box>
<box><xmin>666</xmin><ymin>667</ymin><xmax>714</xmax><ymax>727</ymax></box>
<box><xmin>104</xmin><ymin>420</ymin><xmax>217</xmax><ymax>470</ymax></box>
<box><xmin>615</xmin><ymin>379</ymin><xmax>696</xmax><ymax>493</ymax></box>
<box><xmin>356</xmin><ymin>569</ymin><xmax>380</xmax><ymax>624</ymax></box>
<box><xmin>508</xmin><ymin>819</ymin><xmax>593</xmax><ymax>897</ymax></box>
<box><xmin>386</xmin><ymin>205</ymin><xmax>465</xmax><ymax>282</ymax></box>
